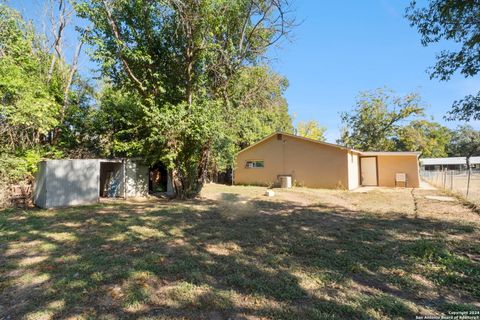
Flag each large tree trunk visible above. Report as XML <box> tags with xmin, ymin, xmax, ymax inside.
<box><xmin>170</xmin><ymin>142</ymin><xmax>211</xmax><ymax>198</ymax></box>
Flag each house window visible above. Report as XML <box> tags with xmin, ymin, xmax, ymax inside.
<box><xmin>245</xmin><ymin>160</ymin><xmax>264</xmax><ymax>168</ymax></box>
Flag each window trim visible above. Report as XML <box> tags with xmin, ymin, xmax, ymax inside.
<box><xmin>245</xmin><ymin>160</ymin><xmax>265</xmax><ymax>169</ymax></box>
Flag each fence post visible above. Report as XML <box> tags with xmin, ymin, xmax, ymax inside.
<box><xmin>443</xmin><ymin>168</ymin><xmax>447</xmax><ymax>189</ymax></box>
<box><xmin>450</xmin><ymin>170</ymin><xmax>453</xmax><ymax>190</ymax></box>
<box><xmin>466</xmin><ymin>168</ymin><xmax>471</xmax><ymax>198</ymax></box>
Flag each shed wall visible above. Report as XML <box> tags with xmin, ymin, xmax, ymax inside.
<box><xmin>377</xmin><ymin>155</ymin><xmax>420</xmax><ymax>188</ymax></box>
<box><xmin>125</xmin><ymin>160</ymin><xmax>149</xmax><ymax>197</ymax></box>
<box><xmin>33</xmin><ymin>161</ymin><xmax>47</xmax><ymax>208</ymax></box>
<box><xmin>43</xmin><ymin>160</ymin><xmax>99</xmax><ymax>208</ymax></box>
<box><xmin>235</xmin><ymin>135</ymin><xmax>350</xmax><ymax>189</ymax></box>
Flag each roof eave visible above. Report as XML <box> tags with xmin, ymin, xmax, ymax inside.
<box><xmin>235</xmin><ymin>131</ymin><xmax>359</xmax><ymax>155</ymax></box>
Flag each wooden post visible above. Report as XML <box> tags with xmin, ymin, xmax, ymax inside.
<box><xmin>466</xmin><ymin>168</ymin><xmax>471</xmax><ymax>197</ymax></box>
<box><xmin>450</xmin><ymin>169</ymin><xmax>453</xmax><ymax>190</ymax></box>
<box><xmin>443</xmin><ymin>168</ymin><xmax>447</xmax><ymax>189</ymax></box>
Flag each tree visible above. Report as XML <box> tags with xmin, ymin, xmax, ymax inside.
<box><xmin>338</xmin><ymin>88</ymin><xmax>424</xmax><ymax>151</ymax></box>
<box><xmin>75</xmin><ymin>0</ymin><xmax>295</xmax><ymax>197</ymax></box>
<box><xmin>43</xmin><ymin>0</ymin><xmax>85</xmax><ymax>144</ymax></box>
<box><xmin>205</xmin><ymin>66</ymin><xmax>293</xmax><ymax>178</ymax></box>
<box><xmin>227</xmin><ymin>65</ymin><xmax>293</xmax><ymax>149</ymax></box>
<box><xmin>448</xmin><ymin>125</ymin><xmax>480</xmax><ymax>196</ymax></box>
<box><xmin>396</xmin><ymin>119</ymin><xmax>451</xmax><ymax>157</ymax></box>
<box><xmin>0</xmin><ymin>3</ymin><xmax>94</xmax><ymax>194</ymax></box>
<box><xmin>296</xmin><ymin>120</ymin><xmax>326</xmax><ymax>141</ymax></box>
<box><xmin>406</xmin><ymin>0</ymin><xmax>480</xmax><ymax>121</ymax></box>
<box><xmin>448</xmin><ymin>125</ymin><xmax>480</xmax><ymax>164</ymax></box>
<box><xmin>0</xmin><ymin>5</ymin><xmax>61</xmax><ymax>151</ymax></box>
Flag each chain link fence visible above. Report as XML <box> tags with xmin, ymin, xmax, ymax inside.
<box><xmin>421</xmin><ymin>169</ymin><xmax>480</xmax><ymax>206</ymax></box>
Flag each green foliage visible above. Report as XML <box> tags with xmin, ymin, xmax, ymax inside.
<box><xmin>339</xmin><ymin>88</ymin><xmax>424</xmax><ymax>151</ymax></box>
<box><xmin>0</xmin><ymin>148</ymin><xmax>63</xmax><ymax>184</ymax></box>
<box><xmin>76</xmin><ymin>0</ymin><xmax>294</xmax><ymax>197</ymax></box>
<box><xmin>0</xmin><ymin>4</ymin><xmax>97</xmax><ymax>198</ymax></box>
<box><xmin>406</xmin><ymin>0</ymin><xmax>480</xmax><ymax>121</ymax></box>
<box><xmin>224</xmin><ymin>65</ymin><xmax>293</xmax><ymax>152</ymax></box>
<box><xmin>396</xmin><ymin>120</ymin><xmax>451</xmax><ymax>157</ymax></box>
<box><xmin>94</xmin><ymin>85</ymin><xmax>146</xmax><ymax>158</ymax></box>
<box><xmin>448</xmin><ymin>125</ymin><xmax>480</xmax><ymax>160</ymax></box>
<box><xmin>0</xmin><ymin>5</ymin><xmax>61</xmax><ymax>150</ymax></box>
<box><xmin>296</xmin><ymin>120</ymin><xmax>326</xmax><ymax>141</ymax></box>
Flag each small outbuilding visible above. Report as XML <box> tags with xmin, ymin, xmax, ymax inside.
<box><xmin>234</xmin><ymin>132</ymin><xmax>420</xmax><ymax>189</ymax></box>
<box><xmin>420</xmin><ymin>157</ymin><xmax>480</xmax><ymax>171</ymax></box>
<box><xmin>33</xmin><ymin>158</ymin><xmax>172</xmax><ymax>208</ymax></box>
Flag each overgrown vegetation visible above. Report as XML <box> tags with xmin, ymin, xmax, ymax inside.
<box><xmin>73</xmin><ymin>0</ymin><xmax>296</xmax><ymax>197</ymax></box>
<box><xmin>0</xmin><ymin>1</ymin><xmax>296</xmax><ymax>200</ymax></box>
<box><xmin>1</xmin><ymin>0</ymin><xmax>479</xmax><ymax>202</ymax></box>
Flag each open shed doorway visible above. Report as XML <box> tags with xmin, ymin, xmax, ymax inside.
<box><xmin>99</xmin><ymin>161</ymin><xmax>125</xmax><ymax>198</ymax></box>
<box><xmin>149</xmin><ymin>163</ymin><xmax>168</xmax><ymax>194</ymax></box>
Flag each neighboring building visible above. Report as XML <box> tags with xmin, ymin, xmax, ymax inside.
<box><xmin>33</xmin><ymin>158</ymin><xmax>173</xmax><ymax>208</ymax></box>
<box><xmin>234</xmin><ymin>132</ymin><xmax>420</xmax><ymax>189</ymax></box>
<box><xmin>419</xmin><ymin>157</ymin><xmax>480</xmax><ymax>171</ymax></box>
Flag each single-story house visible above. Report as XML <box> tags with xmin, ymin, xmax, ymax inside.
<box><xmin>420</xmin><ymin>157</ymin><xmax>480</xmax><ymax>171</ymax></box>
<box><xmin>234</xmin><ymin>132</ymin><xmax>420</xmax><ymax>189</ymax></box>
<box><xmin>33</xmin><ymin>158</ymin><xmax>174</xmax><ymax>208</ymax></box>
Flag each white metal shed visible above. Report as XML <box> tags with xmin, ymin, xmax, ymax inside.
<box><xmin>33</xmin><ymin>158</ymin><xmax>149</xmax><ymax>208</ymax></box>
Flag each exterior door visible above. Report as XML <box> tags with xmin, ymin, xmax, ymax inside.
<box><xmin>360</xmin><ymin>157</ymin><xmax>378</xmax><ymax>186</ymax></box>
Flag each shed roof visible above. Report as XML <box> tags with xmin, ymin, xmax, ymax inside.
<box><xmin>419</xmin><ymin>157</ymin><xmax>480</xmax><ymax>166</ymax></box>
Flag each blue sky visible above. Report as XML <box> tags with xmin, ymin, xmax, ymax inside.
<box><xmin>269</xmin><ymin>0</ymin><xmax>480</xmax><ymax>141</ymax></box>
<box><xmin>10</xmin><ymin>0</ymin><xmax>480</xmax><ymax>143</ymax></box>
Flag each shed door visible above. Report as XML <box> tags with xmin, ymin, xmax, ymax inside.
<box><xmin>360</xmin><ymin>157</ymin><xmax>378</xmax><ymax>186</ymax></box>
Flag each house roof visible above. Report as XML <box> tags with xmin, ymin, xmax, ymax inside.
<box><xmin>236</xmin><ymin>132</ymin><xmax>363</xmax><ymax>155</ymax></box>
<box><xmin>419</xmin><ymin>157</ymin><xmax>480</xmax><ymax>166</ymax></box>
<box><xmin>237</xmin><ymin>132</ymin><xmax>419</xmax><ymax>157</ymax></box>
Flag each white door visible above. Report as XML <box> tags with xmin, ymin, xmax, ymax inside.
<box><xmin>360</xmin><ymin>157</ymin><xmax>377</xmax><ymax>186</ymax></box>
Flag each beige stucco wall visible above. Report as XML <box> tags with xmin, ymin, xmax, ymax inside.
<box><xmin>235</xmin><ymin>134</ymin><xmax>352</xmax><ymax>189</ymax></box>
<box><xmin>376</xmin><ymin>155</ymin><xmax>420</xmax><ymax>188</ymax></box>
<box><xmin>347</xmin><ymin>152</ymin><xmax>360</xmax><ymax>190</ymax></box>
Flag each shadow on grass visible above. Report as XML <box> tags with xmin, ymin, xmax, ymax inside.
<box><xmin>1</xmin><ymin>195</ymin><xmax>479</xmax><ymax>319</ymax></box>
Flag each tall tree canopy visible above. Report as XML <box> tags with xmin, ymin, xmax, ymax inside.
<box><xmin>0</xmin><ymin>2</ymin><xmax>91</xmax><ymax>202</ymax></box>
<box><xmin>0</xmin><ymin>5</ymin><xmax>61</xmax><ymax>150</ymax></box>
<box><xmin>448</xmin><ymin>125</ymin><xmax>480</xmax><ymax>165</ymax></box>
<box><xmin>396</xmin><ymin>119</ymin><xmax>451</xmax><ymax>157</ymax></box>
<box><xmin>75</xmin><ymin>0</ymin><xmax>294</xmax><ymax>197</ymax></box>
<box><xmin>296</xmin><ymin>120</ymin><xmax>326</xmax><ymax>141</ymax></box>
<box><xmin>338</xmin><ymin>88</ymin><xmax>424</xmax><ymax>151</ymax></box>
<box><xmin>406</xmin><ymin>0</ymin><xmax>480</xmax><ymax>121</ymax></box>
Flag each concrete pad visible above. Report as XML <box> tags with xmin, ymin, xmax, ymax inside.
<box><xmin>425</xmin><ymin>195</ymin><xmax>456</xmax><ymax>202</ymax></box>
<box><xmin>419</xmin><ymin>180</ymin><xmax>437</xmax><ymax>190</ymax></box>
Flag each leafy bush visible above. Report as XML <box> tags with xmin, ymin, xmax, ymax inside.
<box><xmin>0</xmin><ymin>148</ymin><xmax>64</xmax><ymax>207</ymax></box>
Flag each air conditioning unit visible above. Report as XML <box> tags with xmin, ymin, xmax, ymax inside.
<box><xmin>279</xmin><ymin>175</ymin><xmax>292</xmax><ymax>188</ymax></box>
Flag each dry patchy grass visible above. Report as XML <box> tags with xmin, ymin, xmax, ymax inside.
<box><xmin>1</xmin><ymin>184</ymin><xmax>479</xmax><ymax>319</ymax></box>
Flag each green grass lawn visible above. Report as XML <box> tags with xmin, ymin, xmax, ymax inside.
<box><xmin>1</xmin><ymin>184</ymin><xmax>480</xmax><ymax>319</ymax></box>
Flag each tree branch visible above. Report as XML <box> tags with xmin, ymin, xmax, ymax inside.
<box><xmin>101</xmin><ymin>0</ymin><xmax>147</xmax><ymax>96</ymax></box>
